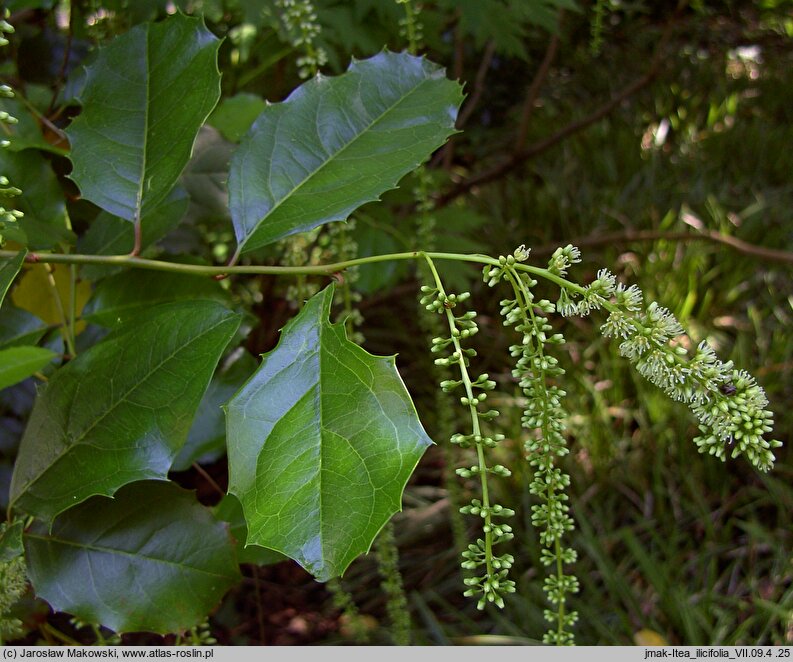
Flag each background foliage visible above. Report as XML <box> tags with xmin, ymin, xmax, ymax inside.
<box><xmin>0</xmin><ymin>0</ymin><xmax>790</xmax><ymax>646</ymax></box>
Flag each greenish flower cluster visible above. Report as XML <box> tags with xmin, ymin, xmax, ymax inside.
<box><xmin>552</xmin><ymin>246</ymin><xmax>780</xmax><ymax>472</ymax></box>
<box><xmin>375</xmin><ymin>522</ymin><xmax>411</xmax><ymax>645</ymax></box>
<box><xmin>275</xmin><ymin>0</ymin><xmax>328</xmax><ymax>79</ymax></box>
<box><xmin>421</xmin><ymin>260</ymin><xmax>516</xmax><ymax>610</ymax></box>
<box><xmin>0</xmin><ymin>14</ymin><xmax>22</xmax><ymax>245</ymax></box>
<box><xmin>484</xmin><ymin>246</ymin><xmax>579</xmax><ymax>645</ymax></box>
<box><xmin>395</xmin><ymin>0</ymin><xmax>424</xmax><ymax>55</ymax></box>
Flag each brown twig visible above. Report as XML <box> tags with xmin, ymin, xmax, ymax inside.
<box><xmin>48</xmin><ymin>4</ymin><xmax>74</xmax><ymax>113</ymax></box>
<box><xmin>435</xmin><ymin>14</ymin><xmax>679</xmax><ymax>209</ymax></box>
<box><xmin>440</xmin><ymin>23</ymin><xmax>468</xmax><ymax>170</ymax></box>
<box><xmin>192</xmin><ymin>462</ymin><xmax>226</xmax><ymax>498</ymax></box>
<box><xmin>515</xmin><ymin>33</ymin><xmax>559</xmax><ymax>151</ymax></box>
<box><xmin>456</xmin><ymin>40</ymin><xmax>497</xmax><ymax>130</ymax></box>
<box><xmin>433</xmin><ymin>40</ymin><xmax>497</xmax><ymax>170</ymax></box>
<box><xmin>530</xmin><ymin>228</ymin><xmax>793</xmax><ymax>265</ymax></box>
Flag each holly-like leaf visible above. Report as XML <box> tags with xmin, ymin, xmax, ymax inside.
<box><xmin>24</xmin><ymin>481</ymin><xmax>240</xmax><ymax>634</ymax></box>
<box><xmin>66</xmin><ymin>13</ymin><xmax>221</xmax><ymax>224</ymax></box>
<box><xmin>0</xmin><ymin>346</ymin><xmax>57</xmax><ymax>391</ymax></box>
<box><xmin>0</xmin><ymin>250</ymin><xmax>26</xmax><ymax>310</ymax></box>
<box><xmin>228</xmin><ymin>50</ymin><xmax>463</xmax><ymax>255</ymax></box>
<box><xmin>9</xmin><ymin>301</ymin><xmax>240</xmax><ymax>523</ymax></box>
<box><xmin>225</xmin><ymin>285</ymin><xmax>433</xmax><ymax>581</ymax></box>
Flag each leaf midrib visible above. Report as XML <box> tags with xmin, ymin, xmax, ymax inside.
<box><xmin>133</xmin><ymin>24</ymin><xmax>152</xmax><ymax>224</ymax></box>
<box><xmin>238</xmin><ymin>73</ymin><xmax>435</xmax><ymax>249</ymax></box>
<box><xmin>25</xmin><ymin>532</ymin><xmax>235</xmax><ymax>580</ymax></box>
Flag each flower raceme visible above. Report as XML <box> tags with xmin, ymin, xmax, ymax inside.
<box><xmin>548</xmin><ymin>248</ymin><xmax>781</xmax><ymax>472</ymax></box>
<box><xmin>434</xmin><ymin>244</ymin><xmax>779</xmax><ymax>644</ymax></box>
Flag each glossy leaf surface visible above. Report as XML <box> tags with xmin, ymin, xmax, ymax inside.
<box><xmin>228</xmin><ymin>50</ymin><xmax>463</xmax><ymax>254</ymax></box>
<box><xmin>67</xmin><ymin>13</ymin><xmax>221</xmax><ymax>222</ymax></box>
<box><xmin>226</xmin><ymin>285</ymin><xmax>433</xmax><ymax>581</ymax></box>
<box><xmin>10</xmin><ymin>301</ymin><xmax>240</xmax><ymax>522</ymax></box>
<box><xmin>0</xmin><ymin>346</ymin><xmax>57</xmax><ymax>391</ymax></box>
<box><xmin>25</xmin><ymin>481</ymin><xmax>240</xmax><ymax>634</ymax></box>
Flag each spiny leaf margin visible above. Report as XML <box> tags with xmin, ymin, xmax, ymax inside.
<box><xmin>225</xmin><ymin>285</ymin><xmax>433</xmax><ymax>581</ymax></box>
<box><xmin>228</xmin><ymin>50</ymin><xmax>464</xmax><ymax>255</ymax></box>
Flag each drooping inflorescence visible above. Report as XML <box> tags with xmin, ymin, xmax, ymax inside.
<box><xmin>550</xmin><ymin>246</ymin><xmax>781</xmax><ymax>472</ymax></box>
<box><xmin>275</xmin><ymin>0</ymin><xmax>328</xmax><ymax>79</ymax></box>
<box><xmin>484</xmin><ymin>246</ymin><xmax>579</xmax><ymax>645</ymax></box>
<box><xmin>421</xmin><ymin>255</ymin><xmax>516</xmax><ymax>610</ymax></box>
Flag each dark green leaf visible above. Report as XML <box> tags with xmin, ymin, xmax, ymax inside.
<box><xmin>214</xmin><ymin>494</ymin><xmax>286</xmax><ymax>566</ymax></box>
<box><xmin>0</xmin><ymin>306</ymin><xmax>48</xmax><ymax>349</ymax></box>
<box><xmin>180</xmin><ymin>126</ymin><xmax>234</xmax><ymax>226</ymax></box>
<box><xmin>24</xmin><ymin>481</ymin><xmax>240</xmax><ymax>634</ymax></box>
<box><xmin>0</xmin><ymin>346</ymin><xmax>57</xmax><ymax>391</ymax></box>
<box><xmin>0</xmin><ymin>151</ymin><xmax>73</xmax><ymax>249</ymax></box>
<box><xmin>171</xmin><ymin>348</ymin><xmax>257</xmax><ymax>471</ymax></box>
<box><xmin>0</xmin><ymin>250</ymin><xmax>26</xmax><ymax>310</ymax></box>
<box><xmin>82</xmin><ymin>270</ymin><xmax>230</xmax><ymax>327</ymax></box>
<box><xmin>78</xmin><ymin>189</ymin><xmax>189</xmax><ymax>281</ymax></box>
<box><xmin>228</xmin><ymin>50</ymin><xmax>463</xmax><ymax>255</ymax></box>
<box><xmin>0</xmin><ymin>520</ymin><xmax>23</xmax><ymax>562</ymax></box>
<box><xmin>66</xmin><ymin>13</ymin><xmax>221</xmax><ymax>223</ymax></box>
<box><xmin>208</xmin><ymin>93</ymin><xmax>267</xmax><ymax>143</ymax></box>
<box><xmin>226</xmin><ymin>285</ymin><xmax>433</xmax><ymax>581</ymax></box>
<box><xmin>9</xmin><ymin>301</ymin><xmax>240</xmax><ymax>523</ymax></box>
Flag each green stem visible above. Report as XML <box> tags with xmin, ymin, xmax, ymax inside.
<box><xmin>402</xmin><ymin>1</ymin><xmax>419</xmax><ymax>54</ymax></box>
<box><xmin>508</xmin><ymin>268</ymin><xmax>569</xmax><ymax>638</ymax></box>
<box><xmin>1</xmin><ymin>249</ymin><xmax>588</xmax><ymax>293</ymax></box>
<box><xmin>423</xmin><ymin>253</ymin><xmax>494</xmax><ymax>581</ymax></box>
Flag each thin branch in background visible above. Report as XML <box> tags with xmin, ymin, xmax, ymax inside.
<box><xmin>435</xmin><ymin>12</ymin><xmax>680</xmax><ymax>209</ymax></box>
<box><xmin>433</xmin><ymin>40</ymin><xmax>496</xmax><ymax>169</ymax></box>
<box><xmin>441</xmin><ymin>22</ymin><xmax>468</xmax><ymax>170</ymax></box>
<box><xmin>515</xmin><ymin>33</ymin><xmax>559</xmax><ymax>151</ymax></box>
<box><xmin>191</xmin><ymin>462</ymin><xmax>226</xmax><ymax>498</ymax></box>
<box><xmin>455</xmin><ymin>39</ymin><xmax>496</xmax><ymax>130</ymax></box>
<box><xmin>531</xmin><ymin>228</ymin><xmax>793</xmax><ymax>265</ymax></box>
